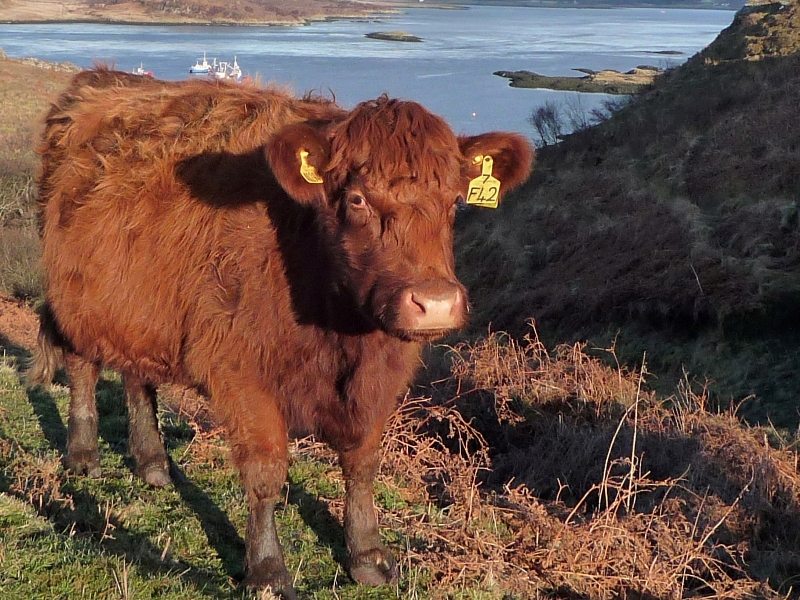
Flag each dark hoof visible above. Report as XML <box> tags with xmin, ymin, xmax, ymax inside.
<box><xmin>349</xmin><ymin>547</ymin><xmax>399</xmax><ymax>586</ymax></box>
<box><xmin>137</xmin><ymin>462</ymin><xmax>171</xmax><ymax>488</ymax></box>
<box><xmin>65</xmin><ymin>450</ymin><xmax>102</xmax><ymax>478</ymax></box>
<box><xmin>245</xmin><ymin>562</ymin><xmax>297</xmax><ymax>600</ymax></box>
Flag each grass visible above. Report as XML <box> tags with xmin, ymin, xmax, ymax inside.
<box><xmin>0</xmin><ymin>357</ymin><xmax>400</xmax><ymax>599</ymax></box>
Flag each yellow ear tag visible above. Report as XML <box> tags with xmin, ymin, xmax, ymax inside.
<box><xmin>466</xmin><ymin>155</ymin><xmax>501</xmax><ymax>209</ymax></box>
<box><xmin>299</xmin><ymin>150</ymin><xmax>323</xmax><ymax>185</ymax></box>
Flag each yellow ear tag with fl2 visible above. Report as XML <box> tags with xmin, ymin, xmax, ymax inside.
<box><xmin>466</xmin><ymin>155</ymin><xmax>500</xmax><ymax>209</ymax></box>
<box><xmin>299</xmin><ymin>150</ymin><xmax>323</xmax><ymax>184</ymax></box>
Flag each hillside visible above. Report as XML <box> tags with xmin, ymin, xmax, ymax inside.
<box><xmin>455</xmin><ymin>0</ymin><xmax>800</xmax><ymax>427</ymax></box>
<box><xmin>701</xmin><ymin>0</ymin><xmax>800</xmax><ymax>60</ymax></box>
<box><xmin>3</xmin><ymin>292</ymin><xmax>800</xmax><ymax>598</ymax></box>
<box><xmin>0</xmin><ymin>0</ymin><xmax>390</xmax><ymax>25</ymax></box>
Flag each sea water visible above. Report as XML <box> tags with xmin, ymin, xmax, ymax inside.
<box><xmin>0</xmin><ymin>6</ymin><xmax>734</xmax><ymax>136</ymax></box>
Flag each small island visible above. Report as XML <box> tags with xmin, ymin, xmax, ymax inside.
<box><xmin>494</xmin><ymin>66</ymin><xmax>663</xmax><ymax>95</ymax></box>
<box><xmin>365</xmin><ymin>31</ymin><xmax>423</xmax><ymax>43</ymax></box>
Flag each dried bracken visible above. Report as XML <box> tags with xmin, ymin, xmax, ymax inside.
<box><xmin>354</xmin><ymin>328</ymin><xmax>800</xmax><ymax>599</ymax></box>
<box><xmin>1</xmin><ymin>437</ymin><xmax>73</xmax><ymax>516</ymax></box>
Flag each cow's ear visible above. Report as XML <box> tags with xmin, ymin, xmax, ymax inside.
<box><xmin>266</xmin><ymin>123</ymin><xmax>330</xmax><ymax>205</ymax></box>
<box><xmin>458</xmin><ymin>132</ymin><xmax>534</xmax><ymax>201</ymax></box>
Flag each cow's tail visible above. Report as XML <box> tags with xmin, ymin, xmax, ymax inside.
<box><xmin>25</xmin><ymin>302</ymin><xmax>66</xmax><ymax>387</ymax></box>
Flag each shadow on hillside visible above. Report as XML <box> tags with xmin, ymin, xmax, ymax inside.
<box><xmin>0</xmin><ymin>332</ymin><xmax>31</xmax><ymax>365</ymax></box>
<box><xmin>169</xmin><ymin>462</ymin><xmax>247</xmax><ymax>579</ymax></box>
<box><xmin>444</xmin><ymin>383</ymin><xmax>800</xmax><ymax>591</ymax></box>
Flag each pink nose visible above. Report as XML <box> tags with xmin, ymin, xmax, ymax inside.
<box><xmin>400</xmin><ymin>280</ymin><xmax>466</xmax><ymax>332</ymax></box>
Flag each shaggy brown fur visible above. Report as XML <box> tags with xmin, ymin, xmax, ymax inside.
<box><xmin>31</xmin><ymin>67</ymin><xmax>533</xmax><ymax>597</ymax></box>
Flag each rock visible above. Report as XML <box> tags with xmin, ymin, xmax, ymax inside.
<box><xmin>365</xmin><ymin>31</ymin><xmax>423</xmax><ymax>43</ymax></box>
<box><xmin>493</xmin><ymin>66</ymin><xmax>662</xmax><ymax>95</ymax></box>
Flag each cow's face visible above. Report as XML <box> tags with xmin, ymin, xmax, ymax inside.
<box><xmin>267</xmin><ymin>97</ymin><xmax>533</xmax><ymax>341</ymax></box>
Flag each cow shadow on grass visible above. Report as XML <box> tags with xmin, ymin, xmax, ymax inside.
<box><xmin>9</xmin><ymin>342</ymin><xmax>352</xmax><ymax>593</ymax></box>
<box><xmin>286</xmin><ymin>481</ymin><xmax>349</xmax><ymax>568</ymax></box>
<box><xmin>0</xmin><ymin>339</ymin><xmax>244</xmax><ymax>596</ymax></box>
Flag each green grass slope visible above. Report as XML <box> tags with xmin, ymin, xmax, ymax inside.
<box><xmin>455</xmin><ymin>2</ymin><xmax>800</xmax><ymax>427</ymax></box>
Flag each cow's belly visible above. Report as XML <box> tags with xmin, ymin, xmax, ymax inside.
<box><xmin>48</xmin><ymin>276</ymin><xmax>185</xmax><ymax>382</ymax></box>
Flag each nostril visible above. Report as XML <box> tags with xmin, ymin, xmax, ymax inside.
<box><xmin>403</xmin><ymin>289</ymin><xmax>426</xmax><ymax>316</ymax></box>
<box><xmin>451</xmin><ymin>288</ymin><xmax>465</xmax><ymax>315</ymax></box>
<box><xmin>410</xmin><ymin>291</ymin><xmax>429</xmax><ymax>315</ymax></box>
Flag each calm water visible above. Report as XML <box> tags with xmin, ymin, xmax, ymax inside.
<box><xmin>0</xmin><ymin>6</ymin><xmax>734</xmax><ymax>136</ymax></box>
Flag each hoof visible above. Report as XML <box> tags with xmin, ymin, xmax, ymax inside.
<box><xmin>137</xmin><ymin>462</ymin><xmax>171</xmax><ymax>488</ymax></box>
<box><xmin>245</xmin><ymin>561</ymin><xmax>297</xmax><ymax>600</ymax></box>
<box><xmin>349</xmin><ymin>547</ymin><xmax>399</xmax><ymax>586</ymax></box>
<box><xmin>65</xmin><ymin>450</ymin><xmax>102</xmax><ymax>479</ymax></box>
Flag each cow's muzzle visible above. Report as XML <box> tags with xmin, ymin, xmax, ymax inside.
<box><xmin>395</xmin><ymin>279</ymin><xmax>468</xmax><ymax>340</ymax></box>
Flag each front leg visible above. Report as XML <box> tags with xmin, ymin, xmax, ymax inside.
<box><xmin>244</xmin><ymin>495</ymin><xmax>296</xmax><ymax>599</ymax></box>
<box><xmin>214</xmin><ymin>381</ymin><xmax>296</xmax><ymax>599</ymax></box>
<box><xmin>339</xmin><ymin>433</ymin><xmax>399</xmax><ymax>586</ymax></box>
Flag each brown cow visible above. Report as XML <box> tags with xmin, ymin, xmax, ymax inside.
<box><xmin>30</xmin><ymin>67</ymin><xmax>533</xmax><ymax>598</ymax></box>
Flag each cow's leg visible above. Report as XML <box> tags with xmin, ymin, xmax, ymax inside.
<box><xmin>221</xmin><ymin>392</ymin><xmax>295</xmax><ymax>599</ymax></box>
<box><xmin>339</xmin><ymin>427</ymin><xmax>399</xmax><ymax>586</ymax></box>
<box><xmin>123</xmin><ymin>373</ymin><xmax>170</xmax><ymax>488</ymax></box>
<box><xmin>64</xmin><ymin>353</ymin><xmax>102</xmax><ymax>477</ymax></box>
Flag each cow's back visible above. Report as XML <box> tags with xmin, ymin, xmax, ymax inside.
<box><xmin>38</xmin><ymin>72</ymin><xmax>343</xmax><ymax>384</ymax></box>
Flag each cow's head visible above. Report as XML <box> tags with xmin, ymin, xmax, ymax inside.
<box><xmin>267</xmin><ymin>96</ymin><xmax>533</xmax><ymax>341</ymax></box>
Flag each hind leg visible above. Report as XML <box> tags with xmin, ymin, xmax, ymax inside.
<box><xmin>64</xmin><ymin>353</ymin><xmax>102</xmax><ymax>478</ymax></box>
<box><xmin>123</xmin><ymin>373</ymin><xmax>170</xmax><ymax>488</ymax></box>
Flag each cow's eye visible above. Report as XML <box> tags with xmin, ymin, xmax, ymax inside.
<box><xmin>342</xmin><ymin>193</ymin><xmax>372</xmax><ymax>227</ymax></box>
<box><xmin>349</xmin><ymin>194</ymin><xmax>367</xmax><ymax>209</ymax></box>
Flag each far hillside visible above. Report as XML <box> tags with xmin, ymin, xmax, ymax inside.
<box><xmin>454</xmin><ymin>1</ymin><xmax>800</xmax><ymax>427</ymax></box>
<box><xmin>0</xmin><ymin>0</ymin><xmax>388</xmax><ymax>24</ymax></box>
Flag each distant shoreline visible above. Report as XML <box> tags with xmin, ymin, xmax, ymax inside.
<box><xmin>0</xmin><ymin>1</ymin><xmax>739</xmax><ymax>27</ymax></box>
<box><xmin>0</xmin><ymin>14</ymin><xmax>393</xmax><ymax>27</ymax></box>
<box><xmin>0</xmin><ymin>0</ymin><xmax>398</xmax><ymax>27</ymax></box>
<box><xmin>392</xmin><ymin>1</ymin><xmax>738</xmax><ymax>10</ymax></box>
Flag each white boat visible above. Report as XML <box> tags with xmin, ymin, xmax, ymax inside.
<box><xmin>189</xmin><ymin>52</ymin><xmax>211</xmax><ymax>74</ymax></box>
<box><xmin>212</xmin><ymin>59</ymin><xmax>228</xmax><ymax>79</ymax></box>
<box><xmin>212</xmin><ymin>56</ymin><xmax>243</xmax><ymax>82</ymax></box>
<box><xmin>229</xmin><ymin>56</ymin><xmax>242</xmax><ymax>81</ymax></box>
<box><xmin>132</xmin><ymin>63</ymin><xmax>153</xmax><ymax>77</ymax></box>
